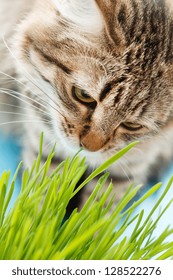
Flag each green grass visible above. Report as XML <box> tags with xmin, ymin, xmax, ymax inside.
<box><xmin>0</xmin><ymin>134</ymin><xmax>173</xmax><ymax>260</ymax></box>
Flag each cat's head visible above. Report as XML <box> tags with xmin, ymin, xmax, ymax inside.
<box><xmin>14</xmin><ymin>0</ymin><xmax>173</xmax><ymax>162</ymax></box>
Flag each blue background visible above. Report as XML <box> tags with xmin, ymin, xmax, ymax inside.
<box><xmin>0</xmin><ymin>133</ymin><xmax>21</xmax><ymax>209</ymax></box>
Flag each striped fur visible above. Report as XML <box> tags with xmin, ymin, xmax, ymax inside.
<box><xmin>1</xmin><ymin>0</ymin><xmax>173</xmax><ymax>208</ymax></box>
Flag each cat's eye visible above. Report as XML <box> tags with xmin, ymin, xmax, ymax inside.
<box><xmin>121</xmin><ymin>122</ymin><xmax>143</xmax><ymax>131</ymax></box>
<box><xmin>72</xmin><ymin>86</ymin><xmax>95</xmax><ymax>103</ymax></box>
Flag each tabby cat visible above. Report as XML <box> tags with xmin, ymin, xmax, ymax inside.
<box><xmin>0</xmin><ymin>0</ymin><xmax>173</xmax><ymax>207</ymax></box>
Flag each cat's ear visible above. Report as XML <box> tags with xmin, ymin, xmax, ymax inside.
<box><xmin>94</xmin><ymin>0</ymin><xmax>134</xmax><ymax>45</ymax></box>
<box><xmin>51</xmin><ymin>0</ymin><xmax>103</xmax><ymax>33</ymax></box>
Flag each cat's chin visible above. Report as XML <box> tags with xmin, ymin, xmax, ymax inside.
<box><xmin>53</xmin><ymin>136</ymin><xmax>110</xmax><ymax>167</ymax></box>
<box><xmin>80</xmin><ymin>149</ymin><xmax>106</xmax><ymax>167</ymax></box>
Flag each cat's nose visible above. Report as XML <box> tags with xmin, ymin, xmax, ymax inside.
<box><xmin>80</xmin><ymin>131</ymin><xmax>107</xmax><ymax>152</ymax></box>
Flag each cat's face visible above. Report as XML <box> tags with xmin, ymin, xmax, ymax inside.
<box><xmin>14</xmin><ymin>0</ymin><xmax>173</xmax><ymax>161</ymax></box>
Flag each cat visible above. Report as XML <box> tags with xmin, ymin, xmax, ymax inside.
<box><xmin>0</xmin><ymin>0</ymin><xmax>173</xmax><ymax>208</ymax></box>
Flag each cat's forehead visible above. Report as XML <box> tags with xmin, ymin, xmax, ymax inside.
<box><xmin>21</xmin><ymin>0</ymin><xmax>172</xmax><ymax>98</ymax></box>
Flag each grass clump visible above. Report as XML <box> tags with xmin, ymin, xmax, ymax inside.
<box><xmin>0</xmin><ymin>135</ymin><xmax>173</xmax><ymax>260</ymax></box>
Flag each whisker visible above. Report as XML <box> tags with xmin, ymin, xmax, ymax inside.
<box><xmin>0</xmin><ymin>71</ymin><xmax>50</xmax><ymax>110</ymax></box>
<box><xmin>0</xmin><ymin>88</ymin><xmax>50</xmax><ymax>116</ymax></box>
<box><xmin>0</xmin><ymin>69</ymin><xmax>65</xmax><ymax>118</ymax></box>
<box><xmin>2</xmin><ymin>38</ymin><xmax>64</xmax><ymax>116</ymax></box>
<box><xmin>0</xmin><ymin>77</ymin><xmax>16</xmax><ymax>82</ymax></box>
<box><xmin>131</xmin><ymin>147</ymin><xmax>146</xmax><ymax>159</ymax></box>
<box><xmin>0</xmin><ymin>82</ymin><xmax>49</xmax><ymax>113</ymax></box>
<box><xmin>44</xmin><ymin>135</ymin><xmax>58</xmax><ymax>151</ymax></box>
<box><xmin>0</xmin><ymin>119</ymin><xmax>50</xmax><ymax>127</ymax></box>
<box><xmin>0</xmin><ymin>103</ymin><xmax>53</xmax><ymax>124</ymax></box>
<box><xmin>22</xmin><ymin>78</ymin><xmax>64</xmax><ymax>117</ymax></box>
<box><xmin>0</xmin><ymin>102</ymin><xmax>28</xmax><ymax>110</ymax></box>
<box><xmin>117</xmin><ymin>160</ymin><xmax>134</xmax><ymax>184</ymax></box>
<box><xmin>0</xmin><ymin>110</ymin><xmax>49</xmax><ymax>119</ymax></box>
<box><xmin>0</xmin><ymin>71</ymin><xmax>27</xmax><ymax>88</ymax></box>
